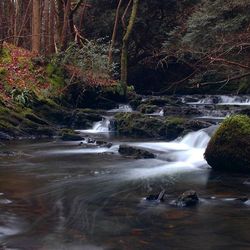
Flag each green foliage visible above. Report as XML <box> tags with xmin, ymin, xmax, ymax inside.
<box><xmin>0</xmin><ymin>67</ymin><xmax>7</xmax><ymax>79</ymax></box>
<box><xmin>46</xmin><ymin>63</ymin><xmax>65</xmax><ymax>91</ymax></box>
<box><xmin>0</xmin><ymin>47</ymin><xmax>11</xmax><ymax>64</ymax></box>
<box><xmin>182</xmin><ymin>0</ymin><xmax>250</xmax><ymax>49</ymax></box>
<box><xmin>11</xmin><ymin>88</ymin><xmax>35</xmax><ymax>106</ymax></box>
<box><xmin>105</xmin><ymin>82</ymin><xmax>135</xmax><ymax>97</ymax></box>
<box><xmin>237</xmin><ymin>78</ymin><xmax>250</xmax><ymax>94</ymax></box>
<box><xmin>59</xmin><ymin>40</ymin><xmax>118</xmax><ymax>80</ymax></box>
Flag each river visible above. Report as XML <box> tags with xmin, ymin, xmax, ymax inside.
<box><xmin>0</xmin><ymin>95</ymin><xmax>250</xmax><ymax>250</ymax></box>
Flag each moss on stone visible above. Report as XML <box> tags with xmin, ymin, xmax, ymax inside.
<box><xmin>137</xmin><ymin>104</ymin><xmax>159</xmax><ymax>114</ymax></box>
<box><xmin>205</xmin><ymin>115</ymin><xmax>250</xmax><ymax>172</ymax></box>
<box><xmin>59</xmin><ymin>129</ymin><xmax>83</xmax><ymax>141</ymax></box>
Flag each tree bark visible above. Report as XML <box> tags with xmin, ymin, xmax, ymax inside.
<box><xmin>0</xmin><ymin>1</ymin><xmax>3</xmax><ymax>53</ymax></box>
<box><xmin>32</xmin><ymin>0</ymin><xmax>41</xmax><ymax>53</ymax></box>
<box><xmin>60</xmin><ymin>0</ymin><xmax>71</xmax><ymax>50</ymax></box>
<box><xmin>49</xmin><ymin>0</ymin><xmax>56</xmax><ymax>54</ymax></box>
<box><xmin>120</xmin><ymin>0</ymin><xmax>139</xmax><ymax>96</ymax></box>
<box><xmin>43</xmin><ymin>0</ymin><xmax>50</xmax><ymax>55</ymax></box>
<box><xmin>109</xmin><ymin>0</ymin><xmax>123</xmax><ymax>64</ymax></box>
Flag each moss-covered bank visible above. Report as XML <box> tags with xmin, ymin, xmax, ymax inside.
<box><xmin>204</xmin><ymin>115</ymin><xmax>250</xmax><ymax>172</ymax></box>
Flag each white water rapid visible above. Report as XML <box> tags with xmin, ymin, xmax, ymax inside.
<box><xmin>107</xmin><ymin>104</ymin><xmax>133</xmax><ymax>113</ymax></box>
<box><xmin>79</xmin><ymin>117</ymin><xmax>111</xmax><ymax>133</ymax></box>
<box><xmin>187</xmin><ymin>95</ymin><xmax>250</xmax><ymax>105</ymax></box>
<box><xmin>125</xmin><ymin>129</ymin><xmax>212</xmax><ymax>179</ymax></box>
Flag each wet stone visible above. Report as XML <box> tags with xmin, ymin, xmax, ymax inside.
<box><xmin>146</xmin><ymin>190</ymin><xmax>166</xmax><ymax>202</ymax></box>
<box><xmin>171</xmin><ymin>190</ymin><xmax>199</xmax><ymax>207</ymax></box>
<box><xmin>118</xmin><ymin>145</ymin><xmax>155</xmax><ymax>159</ymax></box>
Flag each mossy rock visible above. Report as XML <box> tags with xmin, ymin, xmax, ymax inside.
<box><xmin>70</xmin><ymin>109</ymin><xmax>102</xmax><ymax>129</ymax></box>
<box><xmin>114</xmin><ymin>113</ymin><xmax>211</xmax><ymax>139</ymax></box>
<box><xmin>137</xmin><ymin>104</ymin><xmax>159</xmax><ymax>114</ymax></box>
<box><xmin>59</xmin><ymin>129</ymin><xmax>83</xmax><ymax>141</ymax></box>
<box><xmin>118</xmin><ymin>144</ymin><xmax>155</xmax><ymax>159</ymax></box>
<box><xmin>204</xmin><ymin>115</ymin><xmax>250</xmax><ymax>172</ymax></box>
<box><xmin>114</xmin><ymin>113</ymin><xmax>167</xmax><ymax>138</ymax></box>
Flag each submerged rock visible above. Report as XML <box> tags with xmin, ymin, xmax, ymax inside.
<box><xmin>146</xmin><ymin>190</ymin><xmax>166</xmax><ymax>202</ymax></box>
<box><xmin>118</xmin><ymin>144</ymin><xmax>155</xmax><ymax>159</ymax></box>
<box><xmin>95</xmin><ymin>140</ymin><xmax>113</xmax><ymax>148</ymax></box>
<box><xmin>204</xmin><ymin>115</ymin><xmax>250</xmax><ymax>172</ymax></box>
<box><xmin>171</xmin><ymin>190</ymin><xmax>199</xmax><ymax>207</ymax></box>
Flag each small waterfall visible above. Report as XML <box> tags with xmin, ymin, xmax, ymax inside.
<box><xmin>187</xmin><ymin>95</ymin><xmax>250</xmax><ymax>105</ymax></box>
<box><xmin>151</xmin><ymin>109</ymin><xmax>164</xmax><ymax>116</ymax></box>
<box><xmin>107</xmin><ymin>104</ymin><xmax>133</xmax><ymax>113</ymax></box>
<box><xmin>180</xmin><ymin>130</ymin><xmax>211</xmax><ymax>148</ymax></box>
<box><xmin>125</xmin><ymin>128</ymin><xmax>213</xmax><ymax>179</ymax></box>
<box><xmin>92</xmin><ymin>119</ymin><xmax>110</xmax><ymax>133</ymax></box>
<box><xmin>79</xmin><ymin>117</ymin><xmax>111</xmax><ymax>133</ymax></box>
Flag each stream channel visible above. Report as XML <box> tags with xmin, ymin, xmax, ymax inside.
<box><xmin>0</xmin><ymin>95</ymin><xmax>250</xmax><ymax>250</ymax></box>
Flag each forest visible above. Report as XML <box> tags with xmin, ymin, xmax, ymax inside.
<box><xmin>0</xmin><ymin>1</ymin><xmax>250</xmax><ymax>249</ymax></box>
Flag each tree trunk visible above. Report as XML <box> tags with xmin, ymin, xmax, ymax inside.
<box><xmin>120</xmin><ymin>0</ymin><xmax>139</xmax><ymax>96</ymax></box>
<box><xmin>43</xmin><ymin>0</ymin><xmax>50</xmax><ymax>55</ymax></box>
<box><xmin>32</xmin><ymin>0</ymin><xmax>41</xmax><ymax>53</ymax></box>
<box><xmin>109</xmin><ymin>0</ymin><xmax>123</xmax><ymax>64</ymax></box>
<box><xmin>49</xmin><ymin>0</ymin><xmax>56</xmax><ymax>54</ymax></box>
<box><xmin>0</xmin><ymin>1</ymin><xmax>3</xmax><ymax>53</ymax></box>
<box><xmin>60</xmin><ymin>0</ymin><xmax>71</xmax><ymax>50</ymax></box>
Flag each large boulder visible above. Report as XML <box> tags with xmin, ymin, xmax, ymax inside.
<box><xmin>204</xmin><ymin>115</ymin><xmax>250</xmax><ymax>172</ymax></box>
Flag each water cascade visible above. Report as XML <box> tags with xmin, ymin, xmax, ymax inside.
<box><xmin>187</xmin><ymin>95</ymin><xmax>250</xmax><ymax>105</ymax></box>
<box><xmin>80</xmin><ymin>117</ymin><xmax>111</xmax><ymax>133</ymax></box>
<box><xmin>124</xmin><ymin>129</ymin><xmax>213</xmax><ymax>179</ymax></box>
<box><xmin>107</xmin><ymin>104</ymin><xmax>133</xmax><ymax>113</ymax></box>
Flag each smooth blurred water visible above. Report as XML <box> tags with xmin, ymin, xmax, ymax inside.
<box><xmin>0</xmin><ymin>128</ymin><xmax>249</xmax><ymax>250</ymax></box>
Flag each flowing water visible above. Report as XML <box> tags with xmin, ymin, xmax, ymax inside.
<box><xmin>0</xmin><ymin>97</ymin><xmax>250</xmax><ymax>249</ymax></box>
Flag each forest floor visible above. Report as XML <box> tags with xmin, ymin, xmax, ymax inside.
<box><xmin>0</xmin><ymin>43</ymin><xmax>116</xmax><ymax>106</ymax></box>
<box><xmin>0</xmin><ymin>43</ymin><xmax>51</xmax><ymax>103</ymax></box>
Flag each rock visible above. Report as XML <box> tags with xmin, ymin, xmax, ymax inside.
<box><xmin>95</xmin><ymin>140</ymin><xmax>113</xmax><ymax>148</ymax></box>
<box><xmin>114</xmin><ymin>113</ymin><xmax>167</xmax><ymax>138</ymax></box>
<box><xmin>118</xmin><ymin>144</ymin><xmax>155</xmax><ymax>159</ymax></box>
<box><xmin>204</xmin><ymin>115</ymin><xmax>250</xmax><ymax>172</ymax></box>
<box><xmin>0</xmin><ymin>131</ymin><xmax>12</xmax><ymax>140</ymax></box>
<box><xmin>235</xmin><ymin>196</ymin><xmax>248</xmax><ymax>202</ymax></box>
<box><xmin>0</xmin><ymin>151</ymin><xmax>16</xmax><ymax>157</ymax></box>
<box><xmin>172</xmin><ymin>190</ymin><xmax>199</xmax><ymax>207</ymax></box>
<box><xmin>86</xmin><ymin>137</ymin><xmax>96</xmax><ymax>144</ymax></box>
<box><xmin>70</xmin><ymin>109</ymin><xmax>102</xmax><ymax>129</ymax></box>
<box><xmin>60</xmin><ymin>129</ymin><xmax>83</xmax><ymax>141</ymax></box>
<box><xmin>114</xmin><ymin>113</ymin><xmax>212</xmax><ymax>139</ymax></box>
<box><xmin>163</xmin><ymin>106</ymin><xmax>202</xmax><ymax>117</ymax></box>
<box><xmin>146</xmin><ymin>190</ymin><xmax>166</xmax><ymax>202</ymax></box>
<box><xmin>137</xmin><ymin>104</ymin><xmax>159</xmax><ymax>114</ymax></box>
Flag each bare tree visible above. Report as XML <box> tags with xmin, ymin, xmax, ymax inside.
<box><xmin>120</xmin><ymin>0</ymin><xmax>139</xmax><ymax>96</ymax></box>
<box><xmin>32</xmin><ymin>0</ymin><xmax>41</xmax><ymax>53</ymax></box>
